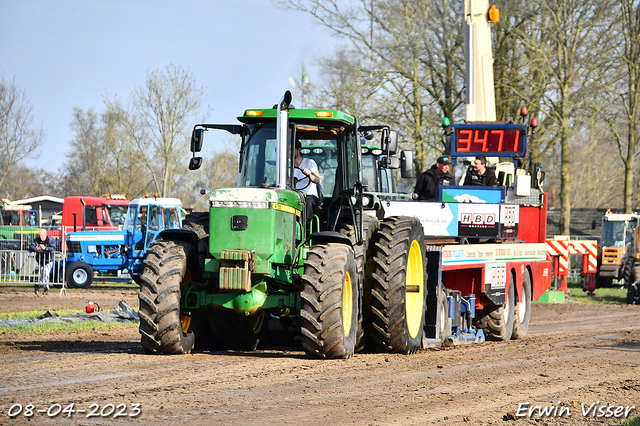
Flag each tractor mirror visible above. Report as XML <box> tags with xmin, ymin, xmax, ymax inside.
<box><xmin>191</xmin><ymin>128</ymin><xmax>204</xmax><ymax>152</ymax></box>
<box><xmin>189</xmin><ymin>157</ymin><xmax>203</xmax><ymax>170</ymax></box>
<box><xmin>382</xmin><ymin>129</ymin><xmax>398</xmax><ymax>155</ymax></box>
<box><xmin>400</xmin><ymin>150</ymin><xmax>414</xmax><ymax>179</ymax></box>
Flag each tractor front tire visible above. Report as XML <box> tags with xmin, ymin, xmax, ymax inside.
<box><xmin>370</xmin><ymin>217</ymin><xmax>427</xmax><ymax>354</ymax></box>
<box><xmin>476</xmin><ymin>274</ymin><xmax>515</xmax><ymax>341</ymax></box>
<box><xmin>138</xmin><ymin>240</ymin><xmax>195</xmax><ymax>355</ymax></box>
<box><xmin>66</xmin><ymin>261</ymin><xmax>93</xmax><ymax>289</ymax></box>
<box><xmin>512</xmin><ymin>271</ymin><xmax>532</xmax><ymax>339</ymax></box>
<box><xmin>301</xmin><ymin>243</ymin><xmax>359</xmax><ymax>359</ymax></box>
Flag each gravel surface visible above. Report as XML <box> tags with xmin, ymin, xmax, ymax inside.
<box><xmin>0</xmin><ymin>287</ymin><xmax>638</xmax><ymax>425</ymax></box>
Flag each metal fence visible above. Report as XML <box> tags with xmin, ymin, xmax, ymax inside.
<box><xmin>0</xmin><ymin>225</ymin><xmax>67</xmax><ymax>288</ymax></box>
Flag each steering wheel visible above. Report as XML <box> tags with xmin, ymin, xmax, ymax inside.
<box><xmin>294</xmin><ymin>166</ymin><xmax>312</xmax><ymax>190</ymax></box>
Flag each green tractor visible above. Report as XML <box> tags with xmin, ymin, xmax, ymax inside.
<box><xmin>138</xmin><ymin>91</ymin><xmax>426</xmax><ymax>358</ymax></box>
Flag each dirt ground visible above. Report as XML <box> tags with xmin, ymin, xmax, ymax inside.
<box><xmin>0</xmin><ymin>287</ymin><xmax>638</xmax><ymax>425</ymax></box>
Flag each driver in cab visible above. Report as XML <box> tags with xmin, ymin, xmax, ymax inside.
<box><xmin>294</xmin><ymin>139</ymin><xmax>322</xmax><ymax>224</ymax></box>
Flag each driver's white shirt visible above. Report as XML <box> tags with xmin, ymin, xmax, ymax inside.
<box><xmin>295</xmin><ymin>157</ymin><xmax>319</xmax><ymax>197</ymax></box>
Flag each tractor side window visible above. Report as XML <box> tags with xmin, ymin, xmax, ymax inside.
<box><xmin>85</xmin><ymin>206</ymin><xmax>98</xmax><ymax>226</ymax></box>
<box><xmin>149</xmin><ymin>207</ymin><xmax>159</xmax><ymax>231</ymax></box>
<box><xmin>124</xmin><ymin>207</ymin><xmax>137</xmax><ymax>233</ymax></box>
<box><xmin>361</xmin><ymin>154</ymin><xmax>377</xmax><ymax>191</ymax></box>
<box><xmin>380</xmin><ymin>167</ymin><xmax>392</xmax><ymax>193</ymax></box>
<box><xmin>137</xmin><ymin>206</ymin><xmax>148</xmax><ymax>232</ymax></box>
<box><xmin>343</xmin><ymin>131</ymin><xmax>360</xmax><ymax>189</ymax></box>
<box><xmin>165</xmin><ymin>208</ymin><xmax>180</xmax><ymax>228</ymax></box>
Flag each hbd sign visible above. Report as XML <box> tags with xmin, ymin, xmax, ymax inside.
<box><xmin>458</xmin><ymin>205</ymin><xmax>500</xmax><ymax>238</ymax></box>
<box><xmin>461</xmin><ymin>212</ymin><xmax>497</xmax><ymax>226</ymax></box>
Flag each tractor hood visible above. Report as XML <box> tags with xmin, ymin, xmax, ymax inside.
<box><xmin>209</xmin><ymin>187</ymin><xmax>304</xmax><ymax>213</ymax></box>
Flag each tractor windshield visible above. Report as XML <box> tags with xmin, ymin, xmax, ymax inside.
<box><xmin>105</xmin><ymin>204</ymin><xmax>128</xmax><ymax>227</ymax></box>
<box><xmin>239</xmin><ymin>123</ymin><xmax>279</xmax><ymax>187</ymax></box>
<box><xmin>239</xmin><ymin>121</ymin><xmax>357</xmax><ymax>197</ymax></box>
<box><xmin>602</xmin><ymin>220</ymin><xmax>633</xmax><ymax>248</ymax></box>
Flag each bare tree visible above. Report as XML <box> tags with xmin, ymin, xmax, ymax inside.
<box><xmin>594</xmin><ymin>0</ymin><xmax>640</xmax><ymax>213</ymax></box>
<box><xmin>281</xmin><ymin>0</ymin><xmax>466</xmax><ymax>173</ymax></box>
<box><xmin>0</xmin><ymin>76</ymin><xmax>43</xmax><ymax>192</ymax></box>
<box><xmin>507</xmin><ymin>0</ymin><xmax>613</xmax><ymax>233</ymax></box>
<box><xmin>63</xmin><ymin>106</ymin><xmax>148</xmax><ymax>197</ymax></box>
<box><xmin>110</xmin><ymin>65</ymin><xmax>206</xmax><ymax>197</ymax></box>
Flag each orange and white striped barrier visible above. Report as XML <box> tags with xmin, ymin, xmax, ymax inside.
<box><xmin>568</xmin><ymin>240</ymin><xmax>598</xmax><ymax>274</ymax></box>
<box><xmin>546</xmin><ymin>237</ymin><xmax>598</xmax><ymax>293</ymax></box>
<box><xmin>546</xmin><ymin>238</ymin><xmax>570</xmax><ymax>275</ymax></box>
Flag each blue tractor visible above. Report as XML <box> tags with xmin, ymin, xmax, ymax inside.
<box><xmin>65</xmin><ymin>197</ymin><xmax>183</xmax><ymax>288</ymax></box>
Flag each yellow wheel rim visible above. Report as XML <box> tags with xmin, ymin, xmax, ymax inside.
<box><xmin>405</xmin><ymin>239</ymin><xmax>425</xmax><ymax>339</ymax></box>
<box><xmin>180</xmin><ymin>313</ymin><xmax>191</xmax><ymax>334</ymax></box>
<box><xmin>180</xmin><ymin>269</ymin><xmax>193</xmax><ymax>334</ymax></box>
<box><xmin>343</xmin><ymin>271</ymin><xmax>353</xmax><ymax>336</ymax></box>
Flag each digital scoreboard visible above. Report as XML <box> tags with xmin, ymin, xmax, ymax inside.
<box><xmin>452</xmin><ymin>123</ymin><xmax>527</xmax><ymax>157</ymax></box>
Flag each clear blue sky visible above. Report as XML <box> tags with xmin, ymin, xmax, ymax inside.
<box><xmin>0</xmin><ymin>1</ymin><xmax>334</xmax><ymax>173</ymax></box>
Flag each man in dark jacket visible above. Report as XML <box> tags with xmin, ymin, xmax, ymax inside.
<box><xmin>29</xmin><ymin>228</ymin><xmax>57</xmax><ymax>295</ymax></box>
<box><xmin>412</xmin><ymin>156</ymin><xmax>454</xmax><ymax>201</ymax></box>
<box><xmin>463</xmin><ymin>155</ymin><xmax>498</xmax><ymax>186</ymax></box>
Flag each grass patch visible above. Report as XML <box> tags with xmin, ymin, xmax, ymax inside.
<box><xmin>0</xmin><ymin>320</ymin><xmax>137</xmax><ymax>335</ymax></box>
<box><xmin>567</xmin><ymin>279</ymin><xmax>628</xmax><ymax>305</ymax></box>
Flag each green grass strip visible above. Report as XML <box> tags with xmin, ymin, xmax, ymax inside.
<box><xmin>0</xmin><ymin>320</ymin><xmax>137</xmax><ymax>335</ymax></box>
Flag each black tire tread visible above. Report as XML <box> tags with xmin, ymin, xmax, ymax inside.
<box><xmin>336</xmin><ymin>215</ymin><xmax>379</xmax><ymax>352</ymax></box>
<box><xmin>476</xmin><ymin>275</ymin><xmax>515</xmax><ymax>341</ymax></box>
<box><xmin>369</xmin><ymin>216</ymin><xmax>426</xmax><ymax>354</ymax></box>
<box><xmin>138</xmin><ymin>240</ymin><xmax>195</xmax><ymax>355</ymax></box>
<box><xmin>300</xmin><ymin>243</ymin><xmax>359</xmax><ymax>359</ymax></box>
<box><xmin>512</xmin><ymin>271</ymin><xmax>532</xmax><ymax>339</ymax></box>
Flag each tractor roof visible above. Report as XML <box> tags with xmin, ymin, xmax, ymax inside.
<box><xmin>238</xmin><ymin>108</ymin><xmax>355</xmax><ymax>125</ymax></box>
<box><xmin>130</xmin><ymin>197</ymin><xmax>182</xmax><ymax>207</ymax></box>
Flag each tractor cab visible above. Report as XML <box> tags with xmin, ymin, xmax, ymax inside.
<box><xmin>124</xmin><ymin>197</ymin><xmax>183</xmax><ymax>258</ymax></box>
<box><xmin>189</xmin><ymin>92</ymin><xmax>396</xmax><ymax>243</ymax></box>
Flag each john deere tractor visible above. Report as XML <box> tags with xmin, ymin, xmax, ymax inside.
<box><xmin>137</xmin><ymin>91</ymin><xmax>426</xmax><ymax>358</ymax></box>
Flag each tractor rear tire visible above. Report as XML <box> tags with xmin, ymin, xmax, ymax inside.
<box><xmin>301</xmin><ymin>243</ymin><xmax>359</xmax><ymax>359</ymax></box>
<box><xmin>66</xmin><ymin>261</ymin><xmax>93</xmax><ymax>289</ymax></box>
<box><xmin>210</xmin><ymin>309</ymin><xmax>266</xmax><ymax>351</ymax></box>
<box><xmin>183</xmin><ymin>213</ymin><xmax>210</xmax><ymax>265</ymax></box>
<box><xmin>370</xmin><ymin>216</ymin><xmax>427</xmax><ymax>354</ymax></box>
<box><xmin>623</xmin><ymin>256</ymin><xmax>637</xmax><ymax>289</ymax></box>
<box><xmin>138</xmin><ymin>240</ymin><xmax>195</xmax><ymax>355</ymax></box>
<box><xmin>626</xmin><ymin>284</ymin><xmax>637</xmax><ymax>304</ymax></box>
<box><xmin>336</xmin><ymin>215</ymin><xmax>379</xmax><ymax>352</ymax></box>
<box><xmin>512</xmin><ymin>271</ymin><xmax>532</xmax><ymax>339</ymax></box>
<box><xmin>476</xmin><ymin>273</ymin><xmax>515</xmax><ymax>341</ymax></box>
<box><xmin>595</xmin><ymin>276</ymin><xmax>613</xmax><ymax>289</ymax></box>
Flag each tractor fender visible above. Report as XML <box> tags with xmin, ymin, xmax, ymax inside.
<box><xmin>309</xmin><ymin>231</ymin><xmax>353</xmax><ymax>248</ymax></box>
<box><xmin>158</xmin><ymin>229</ymin><xmax>206</xmax><ymax>283</ymax></box>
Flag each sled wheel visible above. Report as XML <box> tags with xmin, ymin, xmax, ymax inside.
<box><xmin>512</xmin><ymin>271</ymin><xmax>531</xmax><ymax>339</ymax></box>
<box><xmin>476</xmin><ymin>272</ymin><xmax>515</xmax><ymax>341</ymax></box>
